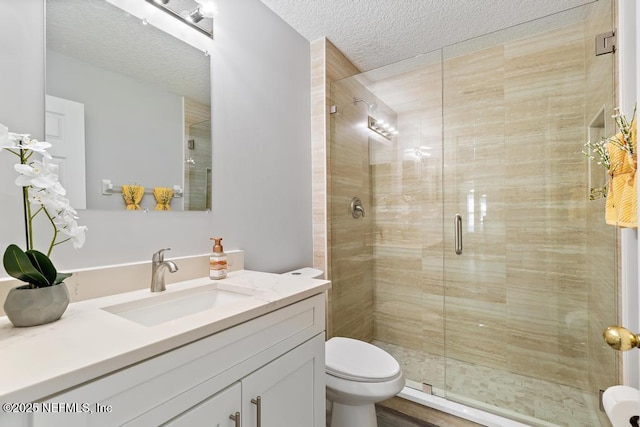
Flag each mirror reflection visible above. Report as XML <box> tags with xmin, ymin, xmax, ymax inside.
<box><xmin>45</xmin><ymin>0</ymin><xmax>212</xmax><ymax>211</ymax></box>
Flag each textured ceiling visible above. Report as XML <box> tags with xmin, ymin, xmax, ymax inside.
<box><xmin>47</xmin><ymin>0</ymin><xmax>210</xmax><ymax>106</ymax></box>
<box><xmin>258</xmin><ymin>0</ymin><xmax>597</xmax><ymax>71</ymax></box>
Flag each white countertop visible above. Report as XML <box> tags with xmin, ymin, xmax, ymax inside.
<box><xmin>0</xmin><ymin>270</ymin><xmax>330</xmax><ymax>403</ymax></box>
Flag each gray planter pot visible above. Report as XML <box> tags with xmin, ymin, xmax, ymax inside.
<box><xmin>3</xmin><ymin>282</ymin><xmax>70</xmax><ymax>327</ymax></box>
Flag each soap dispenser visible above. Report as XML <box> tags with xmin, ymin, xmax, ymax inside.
<box><xmin>209</xmin><ymin>237</ymin><xmax>227</xmax><ymax>280</ymax></box>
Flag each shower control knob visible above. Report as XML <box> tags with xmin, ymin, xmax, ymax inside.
<box><xmin>351</xmin><ymin>197</ymin><xmax>365</xmax><ymax>218</ymax></box>
<box><xmin>603</xmin><ymin>326</ymin><xmax>640</xmax><ymax>351</ymax></box>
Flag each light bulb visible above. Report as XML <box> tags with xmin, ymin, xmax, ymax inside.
<box><xmin>195</xmin><ymin>0</ymin><xmax>217</xmax><ymax>17</ymax></box>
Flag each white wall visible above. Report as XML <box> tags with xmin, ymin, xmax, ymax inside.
<box><xmin>0</xmin><ymin>0</ymin><xmax>312</xmax><ymax>274</ymax></box>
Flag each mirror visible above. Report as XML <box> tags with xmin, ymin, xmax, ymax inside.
<box><xmin>45</xmin><ymin>0</ymin><xmax>212</xmax><ymax>211</ymax></box>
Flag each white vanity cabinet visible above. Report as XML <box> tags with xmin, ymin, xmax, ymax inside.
<box><xmin>241</xmin><ymin>334</ymin><xmax>322</xmax><ymax>427</ymax></box>
<box><xmin>23</xmin><ymin>293</ymin><xmax>326</xmax><ymax>427</ymax></box>
<box><xmin>164</xmin><ymin>334</ymin><xmax>323</xmax><ymax>427</ymax></box>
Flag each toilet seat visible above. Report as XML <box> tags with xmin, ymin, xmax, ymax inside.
<box><xmin>326</xmin><ymin>337</ymin><xmax>400</xmax><ymax>383</ymax></box>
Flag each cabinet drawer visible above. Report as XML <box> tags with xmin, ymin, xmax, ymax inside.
<box><xmin>163</xmin><ymin>382</ymin><xmax>241</xmax><ymax>427</ymax></box>
<box><xmin>31</xmin><ymin>294</ymin><xmax>325</xmax><ymax>427</ymax></box>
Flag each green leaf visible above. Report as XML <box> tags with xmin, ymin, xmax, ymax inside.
<box><xmin>3</xmin><ymin>244</ymin><xmax>51</xmax><ymax>287</ymax></box>
<box><xmin>25</xmin><ymin>249</ymin><xmax>57</xmax><ymax>285</ymax></box>
<box><xmin>54</xmin><ymin>272</ymin><xmax>72</xmax><ymax>285</ymax></box>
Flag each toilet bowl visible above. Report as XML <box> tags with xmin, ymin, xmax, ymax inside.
<box><xmin>281</xmin><ymin>268</ymin><xmax>404</xmax><ymax>427</ymax></box>
<box><xmin>325</xmin><ymin>337</ymin><xmax>405</xmax><ymax>427</ymax></box>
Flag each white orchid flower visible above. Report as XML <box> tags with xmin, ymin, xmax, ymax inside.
<box><xmin>59</xmin><ymin>220</ymin><xmax>87</xmax><ymax>249</ymax></box>
<box><xmin>54</xmin><ymin>202</ymin><xmax>78</xmax><ymax>220</ymax></box>
<box><xmin>29</xmin><ymin>187</ymin><xmax>73</xmax><ymax>214</ymax></box>
<box><xmin>12</xmin><ymin>133</ymin><xmax>52</xmax><ymax>155</ymax></box>
<box><xmin>14</xmin><ymin>157</ymin><xmax>66</xmax><ymax>195</ymax></box>
<box><xmin>53</xmin><ymin>212</ymin><xmax>79</xmax><ymax>230</ymax></box>
<box><xmin>50</xmin><ymin>200</ymin><xmax>79</xmax><ymax>226</ymax></box>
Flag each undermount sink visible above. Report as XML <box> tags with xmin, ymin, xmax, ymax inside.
<box><xmin>102</xmin><ymin>284</ymin><xmax>255</xmax><ymax>326</ymax></box>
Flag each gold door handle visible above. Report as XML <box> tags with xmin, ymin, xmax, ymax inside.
<box><xmin>229</xmin><ymin>411</ymin><xmax>240</xmax><ymax>427</ymax></box>
<box><xmin>251</xmin><ymin>396</ymin><xmax>262</xmax><ymax>427</ymax></box>
<box><xmin>603</xmin><ymin>326</ymin><xmax>640</xmax><ymax>351</ymax></box>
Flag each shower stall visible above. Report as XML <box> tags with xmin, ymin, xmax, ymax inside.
<box><xmin>327</xmin><ymin>2</ymin><xmax>619</xmax><ymax>426</ymax></box>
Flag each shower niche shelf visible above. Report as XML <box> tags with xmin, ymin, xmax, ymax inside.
<box><xmin>587</xmin><ymin>106</ymin><xmax>608</xmax><ymax>201</ymax></box>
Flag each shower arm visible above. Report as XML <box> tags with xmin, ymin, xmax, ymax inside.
<box><xmin>353</xmin><ymin>97</ymin><xmax>376</xmax><ymax>112</ymax></box>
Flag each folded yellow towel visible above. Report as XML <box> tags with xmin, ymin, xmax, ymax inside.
<box><xmin>153</xmin><ymin>187</ymin><xmax>174</xmax><ymax>211</ymax></box>
<box><xmin>605</xmin><ymin>120</ymin><xmax>637</xmax><ymax>228</ymax></box>
<box><xmin>122</xmin><ymin>185</ymin><xmax>144</xmax><ymax>210</ymax></box>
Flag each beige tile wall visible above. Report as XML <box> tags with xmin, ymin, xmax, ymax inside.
<box><xmin>310</xmin><ymin>39</ymin><xmax>362</xmax><ymax>339</ymax></box>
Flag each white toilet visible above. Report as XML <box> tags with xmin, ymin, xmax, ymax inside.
<box><xmin>325</xmin><ymin>337</ymin><xmax>405</xmax><ymax>427</ymax></box>
<box><xmin>282</xmin><ymin>268</ymin><xmax>405</xmax><ymax>427</ymax></box>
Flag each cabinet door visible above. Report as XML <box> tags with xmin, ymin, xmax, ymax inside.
<box><xmin>164</xmin><ymin>382</ymin><xmax>241</xmax><ymax>427</ymax></box>
<box><xmin>242</xmin><ymin>334</ymin><xmax>325</xmax><ymax>427</ymax></box>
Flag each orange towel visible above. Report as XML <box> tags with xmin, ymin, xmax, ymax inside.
<box><xmin>122</xmin><ymin>185</ymin><xmax>144</xmax><ymax>210</ymax></box>
<box><xmin>153</xmin><ymin>187</ymin><xmax>174</xmax><ymax>211</ymax></box>
<box><xmin>605</xmin><ymin>120</ymin><xmax>637</xmax><ymax>228</ymax></box>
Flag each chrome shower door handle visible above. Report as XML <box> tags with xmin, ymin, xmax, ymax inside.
<box><xmin>454</xmin><ymin>214</ymin><xmax>463</xmax><ymax>255</ymax></box>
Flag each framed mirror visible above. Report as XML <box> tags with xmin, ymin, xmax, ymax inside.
<box><xmin>45</xmin><ymin>0</ymin><xmax>212</xmax><ymax>211</ymax></box>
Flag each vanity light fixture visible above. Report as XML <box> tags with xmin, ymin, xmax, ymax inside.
<box><xmin>368</xmin><ymin>116</ymin><xmax>398</xmax><ymax>141</ymax></box>
<box><xmin>144</xmin><ymin>0</ymin><xmax>214</xmax><ymax>38</ymax></box>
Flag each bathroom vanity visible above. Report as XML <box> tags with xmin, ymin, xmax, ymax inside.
<box><xmin>0</xmin><ymin>270</ymin><xmax>330</xmax><ymax>426</ymax></box>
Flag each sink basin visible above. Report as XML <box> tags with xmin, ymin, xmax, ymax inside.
<box><xmin>102</xmin><ymin>284</ymin><xmax>254</xmax><ymax>326</ymax></box>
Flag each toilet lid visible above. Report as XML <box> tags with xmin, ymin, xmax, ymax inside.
<box><xmin>325</xmin><ymin>337</ymin><xmax>401</xmax><ymax>382</ymax></box>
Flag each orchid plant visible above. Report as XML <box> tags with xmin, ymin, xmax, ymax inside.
<box><xmin>0</xmin><ymin>123</ymin><xmax>87</xmax><ymax>288</ymax></box>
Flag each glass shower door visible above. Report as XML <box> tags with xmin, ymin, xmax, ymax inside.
<box><xmin>441</xmin><ymin>2</ymin><xmax>618</xmax><ymax>425</ymax></box>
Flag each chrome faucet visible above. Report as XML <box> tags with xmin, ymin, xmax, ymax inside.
<box><xmin>151</xmin><ymin>248</ymin><xmax>179</xmax><ymax>292</ymax></box>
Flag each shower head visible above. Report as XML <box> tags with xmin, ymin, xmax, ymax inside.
<box><xmin>353</xmin><ymin>97</ymin><xmax>377</xmax><ymax>112</ymax></box>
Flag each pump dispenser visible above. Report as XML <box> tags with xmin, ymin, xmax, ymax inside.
<box><xmin>209</xmin><ymin>237</ymin><xmax>227</xmax><ymax>280</ymax></box>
